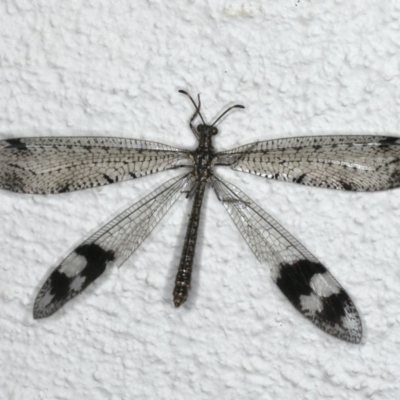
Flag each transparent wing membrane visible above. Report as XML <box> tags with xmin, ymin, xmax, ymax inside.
<box><xmin>215</xmin><ymin>135</ymin><xmax>400</xmax><ymax>191</ymax></box>
<box><xmin>34</xmin><ymin>173</ymin><xmax>194</xmax><ymax>318</ymax></box>
<box><xmin>211</xmin><ymin>175</ymin><xmax>362</xmax><ymax>343</ymax></box>
<box><xmin>0</xmin><ymin>137</ymin><xmax>192</xmax><ymax>194</ymax></box>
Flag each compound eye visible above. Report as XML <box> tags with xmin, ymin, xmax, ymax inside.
<box><xmin>212</xmin><ymin>127</ymin><xmax>218</xmax><ymax>135</ymax></box>
<box><xmin>197</xmin><ymin>124</ymin><xmax>205</xmax><ymax>133</ymax></box>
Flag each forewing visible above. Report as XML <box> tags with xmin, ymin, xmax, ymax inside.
<box><xmin>215</xmin><ymin>135</ymin><xmax>400</xmax><ymax>191</ymax></box>
<box><xmin>0</xmin><ymin>137</ymin><xmax>192</xmax><ymax>193</ymax></box>
<box><xmin>33</xmin><ymin>173</ymin><xmax>195</xmax><ymax>318</ymax></box>
<box><xmin>211</xmin><ymin>175</ymin><xmax>362</xmax><ymax>343</ymax></box>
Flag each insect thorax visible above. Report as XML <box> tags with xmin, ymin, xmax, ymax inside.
<box><xmin>192</xmin><ymin>125</ymin><xmax>217</xmax><ymax>182</ymax></box>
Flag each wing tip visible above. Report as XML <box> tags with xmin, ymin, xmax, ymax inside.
<box><xmin>33</xmin><ymin>289</ymin><xmax>60</xmax><ymax>320</ymax></box>
<box><xmin>32</xmin><ymin>309</ymin><xmax>47</xmax><ymax>320</ymax></box>
<box><xmin>313</xmin><ymin>297</ymin><xmax>363</xmax><ymax>344</ymax></box>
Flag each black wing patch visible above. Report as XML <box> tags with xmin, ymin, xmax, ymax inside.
<box><xmin>215</xmin><ymin>135</ymin><xmax>400</xmax><ymax>191</ymax></box>
<box><xmin>0</xmin><ymin>137</ymin><xmax>192</xmax><ymax>194</ymax></box>
<box><xmin>41</xmin><ymin>244</ymin><xmax>115</xmax><ymax>309</ymax></box>
<box><xmin>211</xmin><ymin>175</ymin><xmax>362</xmax><ymax>343</ymax></box>
<box><xmin>33</xmin><ymin>173</ymin><xmax>194</xmax><ymax>318</ymax></box>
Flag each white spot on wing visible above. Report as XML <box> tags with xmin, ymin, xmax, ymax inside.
<box><xmin>341</xmin><ymin>304</ymin><xmax>362</xmax><ymax>335</ymax></box>
<box><xmin>36</xmin><ymin>291</ymin><xmax>54</xmax><ymax>309</ymax></box>
<box><xmin>59</xmin><ymin>253</ymin><xmax>87</xmax><ymax>277</ymax></box>
<box><xmin>70</xmin><ymin>275</ymin><xmax>86</xmax><ymax>292</ymax></box>
<box><xmin>300</xmin><ymin>293</ymin><xmax>323</xmax><ymax>314</ymax></box>
<box><xmin>310</xmin><ymin>272</ymin><xmax>341</xmax><ymax>298</ymax></box>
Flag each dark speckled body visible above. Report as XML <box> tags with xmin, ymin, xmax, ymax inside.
<box><xmin>173</xmin><ymin>122</ymin><xmax>217</xmax><ymax>307</ymax></box>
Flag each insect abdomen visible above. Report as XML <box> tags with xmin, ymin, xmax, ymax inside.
<box><xmin>173</xmin><ymin>181</ymin><xmax>206</xmax><ymax>307</ymax></box>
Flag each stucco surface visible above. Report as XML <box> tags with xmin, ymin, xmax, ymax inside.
<box><xmin>1</xmin><ymin>1</ymin><xmax>400</xmax><ymax>399</ymax></box>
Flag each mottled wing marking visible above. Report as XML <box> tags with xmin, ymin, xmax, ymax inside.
<box><xmin>0</xmin><ymin>137</ymin><xmax>193</xmax><ymax>194</ymax></box>
<box><xmin>33</xmin><ymin>173</ymin><xmax>194</xmax><ymax>318</ymax></box>
<box><xmin>211</xmin><ymin>175</ymin><xmax>362</xmax><ymax>343</ymax></box>
<box><xmin>215</xmin><ymin>135</ymin><xmax>400</xmax><ymax>191</ymax></box>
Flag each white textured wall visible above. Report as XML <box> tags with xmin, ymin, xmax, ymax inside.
<box><xmin>1</xmin><ymin>1</ymin><xmax>400</xmax><ymax>399</ymax></box>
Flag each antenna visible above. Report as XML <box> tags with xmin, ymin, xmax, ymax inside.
<box><xmin>178</xmin><ymin>90</ymin><xmax>206</xmax><ymax>125</ymax></box>
<box><xmin>211</xmin><ymin>104</ymin><xmax>245</xmax><ymax>127</ymax></box>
